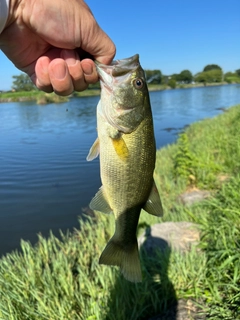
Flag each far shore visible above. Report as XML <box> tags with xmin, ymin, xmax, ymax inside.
<box><xmin>0</xmin><ymin>81</ymin><xmax>232</xmax><ymax>103</ymax></box>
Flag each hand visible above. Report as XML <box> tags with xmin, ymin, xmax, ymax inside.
<box><xmin>0</xmin><ymin>0</ymin><xmax>116</xmax><ymax>95</ymax></box>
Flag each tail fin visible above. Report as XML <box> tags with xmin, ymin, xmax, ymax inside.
<box><xmin>99</xmin><ymin>237</ymin><xmax>142</xmax><ymax>283</ymax></box>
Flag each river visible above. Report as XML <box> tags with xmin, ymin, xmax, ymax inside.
<box><xmin>0</xmin><ymin>84</ymin><xmax>240</xmax><ymax>256</ymax></box>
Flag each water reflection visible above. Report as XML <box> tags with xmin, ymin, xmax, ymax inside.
<box><xmin>0</xmin><ymin>85</ymin><xmax>240</xmax><ymax>255</ymax></box>
<box><xmin>13</xmin><ymin>97</ymin><xmax>98</xmax><ymax>133</ymax></box>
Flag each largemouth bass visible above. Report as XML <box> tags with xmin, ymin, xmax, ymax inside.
<box><xmin>87</xmin><ymin>54</ymin><xmax>163</xmax><ymax>282</ymax></box>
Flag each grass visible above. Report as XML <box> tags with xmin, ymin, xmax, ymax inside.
<box><xmin>0</xmin><ymin>89</ymin><xmax>100</xmax><ymax>103</ymax></box>
<box><xmin>0</xmin><ymin>105</ymin><xmax>240</xmax><ymax>319</ymax></box>
<box><xmin>36</xmin><ymin>93</ymin><xmax>69</xmax><ymax>104</ymax></box>
<box><xmin>225</xmin><ymin>76</ymin><xmax>240</xmax><ymax>84</ymax></box>
<box><xmin>0</xmin><ymin>91</ymin><xmax>69</xmax><ymax>104</ymax></box>
<box><xmin>0</xmin><ymin>90</ymin><xmax>40</xmax><ymax>101</ymax></box>
<box><xmin>73</xmin><ymin>89</ymin><xmax>101</xmax><ymax>97</ymax></box>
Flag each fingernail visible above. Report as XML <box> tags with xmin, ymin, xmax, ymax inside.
<box><xmin>52</xmin><ymin>63</ymin><xmax>67</xmax><ymax>80</ymax></box>
<box><xmin>62</xmin><ymin>49</ymin><xmax>78</xmax><ymax>66</ymax></box>
<box><xmin>83</xmin><ymin>62</ymin><xmax>93</xmax><ymax>75</ymax></box>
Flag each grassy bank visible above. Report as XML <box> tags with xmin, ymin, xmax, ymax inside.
<box><xmin>0</xmin><ymin>89</ymin><xmax>100</xmax><ymax>103</ymax></box>
<box><xmin>0</xmin><ymin>105</ymin><xmax>240</xmax><ymax>319</ymax></box>
<box><xmin>0</xmin><ymin>90</ymin><xmax>40</xmax><ymax>102</ymax></box>
<box><xmin>148</xmin><ymin>81</ymin><xmax>229</xmax><ymax>91</ymax></box>
<box><xmin>0</xmin><ymin>91</ymin><xmax>69</xmax><ymax>104</ymax></box>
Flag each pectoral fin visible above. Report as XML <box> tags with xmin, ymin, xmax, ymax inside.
<box><xmin>111</xmin><ymin>136</ymin><xmax>129</xmax><ymax>160</ymax></box>
<box><xmin>86</xmin><ymin>138</ymin><xmax>100</xmax><ymax>161</ymax></box>
<box><xmin>143</xmin><ymin>181</ymin><xmax>163</xmax><ymax>217</ymax></box>
<box><xmin>89</xmin><ymin>187</ymin><xmax>113</xmax><ymax>214</ymax></box>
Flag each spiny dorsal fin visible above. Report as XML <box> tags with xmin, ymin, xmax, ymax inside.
<box><xmin>86</xmin><ymin>138</ymin><xmax>100</xmax><ymax>161</ymax></box>
<box><xmin>143</xmin><ymin>181</ymin><xmax>163</xmax><ymax>217</ymax></box>
<box><xmin>89</xmin><ymin>187</ymin><xmax>112</xmax><ymax>214</ymax></box>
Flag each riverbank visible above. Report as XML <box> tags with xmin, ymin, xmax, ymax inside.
<box><xmin>148</xmin><ymin>81</ymin><xmax>229</xmax><ymax>91</ymax></box>
<box><xmin>0</xmin><ymin>82</ymin><xmax>231</xmax><ymax>103</ymax></box>
<box><xmin>0</xmin><ymin>91</ymin><xmax>70</xmax><ymax>104</ymax></box>
<box><xmin>0</xmin><ymin>104</ymin><xmax>239</xmax><ymax>319</ymax></box>
<box><xmin>0</xmin><ymin>89</ymin><xmax>101</xmax><ymax>103</ymax></box>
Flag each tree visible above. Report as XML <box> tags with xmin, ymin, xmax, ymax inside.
<box><xmin>236</xmin><ymin>69</ymin><xmax>240</xmax><ymax>77</ymax></box>
<box><xmin>203</xmin><ymin>64</ymin><xmax>222</xmax><ymax>72</ymax></box>
<box><xmin>12</xmin><ymin>74</ymin><xmax>36</xmax><ymax>91</ymax></box>
<box><xmin>144</xmin><ymin>70</ymin><xmax>162</xmax><ymax>84</ymax></box>
<box><xmin>224</xmin><ymin>71</ymin><xmax>236</xmax><ymax>78</ymax></box>
<box><xmin>177</xmin><ymin>70</ymin><xmax>193</xmax><ymax>83</ymax></box>
<box><xmin>168</xmin><ymin>78</ymin><xmax>176</xmax><ymax>89</ymax></box>
<box><xmin>195</xmin><ymin>69</ymin><xmax>223</xmax><ymax>83</ymax></box>
<box><xmin>170</xmin><ymin>74</ymin><xmax>178</xmax><ymax>81</ymax></box>
<box><xmin>224</xmin><ymin>71</ymin><xmax>240</xmax><ymax>83</ymax></box>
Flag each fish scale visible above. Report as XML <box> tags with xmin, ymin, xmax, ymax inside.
<box><xmin>99</xmin><ymin>114</ymin><xmax>154</xmax><ymax>210</ymax></box>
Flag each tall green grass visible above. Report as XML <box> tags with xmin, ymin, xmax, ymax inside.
<box><xmin>0</xmin><ymin>105</ymin><xmax>240</xmax><ymax>319</ymax></box>
<box><xmin>186</xmin><ymin>177</ymin><xmax>240</xmax><ymax>318</ymax></box>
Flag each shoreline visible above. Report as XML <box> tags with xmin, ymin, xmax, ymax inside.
<box><xmin>0</xmin><ymin>82</ymin><xmax>231</xmax><ymax>103</ymax></box>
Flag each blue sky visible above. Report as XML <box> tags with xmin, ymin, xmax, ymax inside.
<box><xmin>0</xmin><ymin>0</ymin><xmax>239</xmax><ymax>91</ymax></box>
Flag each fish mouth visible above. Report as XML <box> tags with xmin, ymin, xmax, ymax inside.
<box><xmin>95</xmin><ymin>54</ymin><xmax>140</xmax><ymax>86</ymax></box>
<box><xmin>95</xmin><ymin>54</ymin><xmax>143</xmax><ymax>134</ymax></box>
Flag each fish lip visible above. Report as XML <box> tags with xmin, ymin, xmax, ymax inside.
<box><xmin>95</xmin><ymin>54</ymin><xmax>139</xmax><ymax>71</ymax></box>
<box><xmin>95</xmin><ymin>54</ymin><xmax>140</xmax><ymax>85</ymax></box>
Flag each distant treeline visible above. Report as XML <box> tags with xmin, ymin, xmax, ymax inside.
<box><xmin>144</xmin><ymin>65</ymin><xmax>240</xmax><ymax>88</ymax></box>
<box><xmin>2</xmin><ymin>65</ymin><xmax>240</xmax><ymax>92</ymax></box>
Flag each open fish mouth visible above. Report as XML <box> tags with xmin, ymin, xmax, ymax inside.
<box><xmin>95</xmin><ymin>54</ymin><xmax>140</xmax><ymax>87</ymax></box>
<box><xmin>95</xmin><ymin>54</ymin><xmax>147</xmax><ymax>133</ymax></box>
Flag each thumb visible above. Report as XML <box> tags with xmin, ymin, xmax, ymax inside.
<box><xmin>80</xmin><ymin>20</ymin><xmax>116</xmax><ymax>65</ymax></box>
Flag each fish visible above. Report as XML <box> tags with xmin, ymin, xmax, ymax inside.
<box><xmin>87</xmin><ymin>54</ymin><xmax>163</xmax><ymax>282</ymax></box>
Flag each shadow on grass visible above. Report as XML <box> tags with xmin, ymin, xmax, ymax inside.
<box><xmin>105</xmin><ymin>228</ymin><xmax>177</xmax><ymax>320</ymax></box>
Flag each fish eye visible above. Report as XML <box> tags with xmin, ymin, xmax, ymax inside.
<box><xmin>133</xmin><ymin>78</ymin><xmax>144</xmax><ymax>89</ymax></box>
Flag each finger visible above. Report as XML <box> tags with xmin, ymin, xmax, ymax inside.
<box><xmin>34</xmin><ymin>48</ymin><xmax>66</xmax><ymax>93</ymax></box>
<box><xmin>93</xmin><ymin>34</ymin><xmax>116</xmax><ymax>65</ymax></box>
<box><xmin>61</xmin><ymin>49</ymin><xmax>88</xmax><ymax>91</ymax></box>
<box><xmin>34</xmin><ymin>56</ymin><xmax>53</xmax><ymax>92</ymax></box>
<box><xmin>81</xmin><ymin>59</ymin><xmax>99</xmax><ymax>84</ymax></box>
<box><xmin>78</xmin><ymin>7</ymin><xmax>116</xmax><ymax>64</ymax></box>
<box><xmin>82</xmin><ymin>29</ymin><xmax>116</xmax><ymax>65</ymax></box>
<box><xmin>48</xmin><ymin>59</ymin><xmax>74</xmax><ymax>96</ymax></box>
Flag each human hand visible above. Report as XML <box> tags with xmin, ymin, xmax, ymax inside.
<box><xmin>0</xmin><ymin>0</ymin><xmax>116</xmax><ymax>95</ymax></box>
